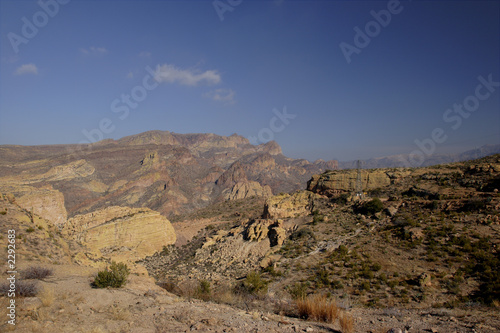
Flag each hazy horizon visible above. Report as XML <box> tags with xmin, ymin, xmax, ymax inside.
<box><xmin>1</xmin><ymin>0</ymin><xmax>499</xmax><ymax>162</ymax></box>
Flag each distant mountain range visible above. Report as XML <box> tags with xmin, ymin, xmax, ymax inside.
<box><xmin>338</xmin><ymin>144</ymin><xmax>500</xmax><ymax>169</ymax></box>
<box><xmin>0</xmin><ymin>131</ymin><xmax>337</xmax><ymax>218</ymax></box>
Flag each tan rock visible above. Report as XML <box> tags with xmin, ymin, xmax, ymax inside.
<box><xmin>418</xmin><ymin>272</ymin><xmax>432</xmax><ymax>287</ymax></box>
<box><xmin>245</xmin><ymin>219</ymin><xmax>270</xmax><ymax>242</ymax></box>
<box><xmin>64</xmin><ymin>206</ymin><xmax>176</xmax><ymax>261</ymax></box>
<box><xmin>15</xmin><ymin>186</ymin><xmax>67</xmax><ymax>227</ymax></box>
<box><xmin>307</xmin><ymin>169</ymin><xmax>394</xmax><ymax>196</ymax></box>
<box><xmin>268</xmin><ymin>221</ymin><xmax>286</xmax><ymax>247</ymax></box>
<box><xmin>223</xmin><ymin>181</ymin><xmax>272</xmax><ymax>201</ymax></box>
<box><xmin>263</xmin><ymin>191</ymin><xmax>322</xmax><ymax>219</ymax></box>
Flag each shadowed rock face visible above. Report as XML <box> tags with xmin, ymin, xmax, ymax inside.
<box><xmin>0</xmin><ymin>131</ymin><xmax>337</xmax><ymax>219</ymax></box>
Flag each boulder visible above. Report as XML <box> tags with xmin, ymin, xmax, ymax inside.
<box><xmin>418</xmin><ymin>272</ymin><xmax>432</xmax><ymax>287</ymax></box>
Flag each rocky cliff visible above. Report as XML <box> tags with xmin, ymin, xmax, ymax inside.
<box><xmin>307</xmin><ymin>169</ymin><xmax>396</xmax><ymax>196</ymax></box>
<box><xmin>63</xmin><ymin>206</ymin><xmax>176</xmax><ymax>262</ymax></box>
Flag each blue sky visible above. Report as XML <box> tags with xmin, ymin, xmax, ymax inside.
<box><xmin>0</xmin><ymin>0</ymin><xmax>498</xmax><ymax>162</ymax></box>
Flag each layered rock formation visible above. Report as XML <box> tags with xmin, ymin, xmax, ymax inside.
<box><xmin>63</xmin><ymin>206</ymin><xmax>176</xmax><ymax>261</ymax></box>
<box><xmin>307</xmin><ymin>169</ymin><xmax>394</xmax><ymax>196</ymax></box>
<box><xmin>2</xmin><ymin>185</ymin><xmax>68</xmax><ymax>226</ymax></box>
<box><xmin>222</xmin><ymin>181</ymin><xmax>272</xmax><ymax>201</ymax></box>
<box><xmin>263</xmin><ymin>191</ymin><xmax>322</xmax><ymax>219</ymax></box>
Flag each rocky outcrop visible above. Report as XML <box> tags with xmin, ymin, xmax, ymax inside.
<box><xmin>268</xmin><ymin>220</ymin><xmax>286</xmax><ymax>247</ymax></box>
<box><xmin>263</xmin><ymin>191</ymin><xmax>322</xmax><ymax>219</ymax></box>
<box><xmin>215</xmin><ymin>161</ymin><xmax>248</xmax><ymax>187</ymax></box>
<box><xmin>307</xmin><ymin>169</ymin><xmax>393</xmax><ymax>196</ymax></box>
<box><xmin>4</xmin><ymin>186</ymin><xmax>68</xmax><ymax>226</ymax></box>
<box><xmin>223</xmin><ymin>181</ymin><xmax>272</xmax><ymax>201</ymax></box>
<box><xmin>64</xmin><ymin>206</ymin><xmax>176</xmax><ymax>261</ymax></box>
<box><xmin>241</xmin><ymin>219</ymin><xmax>286</xmax><ymax>247</ymax></box>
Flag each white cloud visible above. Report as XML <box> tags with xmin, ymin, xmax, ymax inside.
<box><xmin>15</xmin><ymin>63</ymin><xmax>38</xmax><ymax>75</ymax></box>
<box><xmin>153</xmin><ymin>63</ymin><xmax>221</xmax><ymax>86</ymax></box>
<box><xmin>80</xmin><ymin>46</ymin><xmax>108</xmax><ymax>56</ymax></box>
<box><xmin>204</xmin><ymin>88</ymin><xmax>236</xmax><ymax>104</ymax></box>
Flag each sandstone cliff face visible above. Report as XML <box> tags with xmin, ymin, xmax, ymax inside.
<box><xmin>263</xmin><ymin>191</ymin><xmax>322</xmax><ymax>219</ymax></box>
<box><xmin>64</xmin><ymin>206</ymin><xmax>176</xmax><ymax>261</ymax></box>
<box><xmin>222</xmin><ymin>181</ymin><xmax>273</xmax><ymax>201</ymax></box>
<box><xmin>307</xmin><ymin>169</ymin><xmax>393</xmax><ymax>196</ymax></box>
<box><xmin>2</xmin><ymin>186</ymin><xmax>68</xmax><ymax>227</ymax></box>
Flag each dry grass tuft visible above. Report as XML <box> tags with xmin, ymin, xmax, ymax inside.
<box><xmin>339</xmin><ymin>310</ymin><xmax>354</xmax><ymax>333</ymax></box>
<box><xmin>108</xmin><ymin>304</ymin><xmax>130</xmax><ymax>321</ymax></box>
<box><xmin>295</xmin><ymin>294</ymin><xmax>339</xmax><ymax>323</ymax></box>
<box><xmin>38</xmin><ymin>286</ymin><xmax>55</xmax><ymax>307</ymax></box>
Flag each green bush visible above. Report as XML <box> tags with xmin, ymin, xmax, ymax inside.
<box><xmin>196</xmin><ymin>280</ymin><xmax>211</xmax><ymax>300</ymax></box>
<box><xmin>460</xmin><ymin>200</ymin><xmax>485</xmax><ymax>212</ymax></box>
<box><xmin>358</xmin><ymin>198</ymin><xmax>384</xmax><ymax>215</ymax></box>
<box><xmin>92</xmin><ymin>261</ymin><xmax>130</xmax><ymax>288</ymax></box>
<box><xmin>235</xmin><ymin>271</ymin><xmax>268</xmax><ymax>295</ymax></box>
<box><xmin>290</xmin><ymin>227</ymin><xmax>314</xmax><ymax>240</ymax></box>
<box><xmin>288</xmin><ymin>282</ymin><xmax>309</xmax><ymax>300</ymax></box>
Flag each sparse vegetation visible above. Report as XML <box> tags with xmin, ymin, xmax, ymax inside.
<box><xmin>0</xmin><ymin>280</ymin><xmax>39</xmax><ymax>297</ymax></box>
<box><xmin>296</xmin><ymin>294</ymin><xmax>339</xmax><ymax>323</ymax></box>
<box><xmin>357</xmin><ymin>198</ymin><xmax>384</xmax><ymax>215</ymax></box>
<box><xmin>234</xmin><ymin>271</ymin><xmax>268</xmax><ymax>295</ymax></box>
<box><xmin>92</xmin><ymin>261</ymin><xmax>130</xmax><ymax>288</ymax></box>
<box><xmin>21</xmin><ymin>266</ymin><xmax>53</xmax><ymax>280</ymax></box>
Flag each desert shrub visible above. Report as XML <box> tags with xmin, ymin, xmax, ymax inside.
<box><xmin>157</xmin><ymin>281</ymin><xmax>179</xmax><ymax>294</ymax></box>
<box><xmin>21</xmin><ymin>266</ymin><xmax>53</xmax><ymax>280</ymax></box>
<box><xmin>196</xmin><ymin>280</ymin><xmax>211</xmax><ymax>301</ymax></box>
<box><xmin>92</xmin><ymin>261</ymin><xmax>130</xmax><ymax>288</ymax></box>
<box><xmin>235</xmin><ymin>271</ymin><xmax>268</xmax><ymax>295</ymax></box>
<box><xmin>331</xmin><ymin>193</ymin><xmax>349</xmax><ymax>205</ymax></box>
<box><xmin>296</xmin><ymin>294</ymin><xmax>338</xmax><ymax>323</ymax></box>
<box><xmin>0</xmin><ymin>280</ymin><xmax>39</xmax><ymax>297</ymax></box>
<box><xmin>288</xmin><ymin>282</ymin><xmax>309</xmax><ymax>300</ymax></box>
<box><xmin>357</xmin><ymin>198</ymin><xmax>384</xmax><ymax>215</ymax></box>
<box><xmin>263</xmin><ymin>264</ymin><xmax>282</xmax><ymax>277</ymax></box>
<box><xmin>315</xmin><ymin>269</ymin><xmax>330</xmax><ymax>287</ymax></box>
<box><xmin>360</xmin><ymin>281</ymin><xmax>370</xmax><ymax>291</ymax></box>
<box><xmin>26</xmin><ymin>227</ymin><xmax>35</xmax><ymax>233</ymax></box>
<box><xmin>0</xmin><ymin>210</ymin><xmax>6</xmax><ymax>215</ymax></box>
<box><xmin>460</xmin><ymin>199</ymin><xmax>486</xmax><ymax>212</ymax></box>
<box><xmin>311</xmin><ymin>210</ymin><xmax>324</xmax><ymax>224</ymax></box>
<box><xmin>290</xmin><ymin>227</ymin><xmax>314</xmax><ymax>240</ymax></box>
